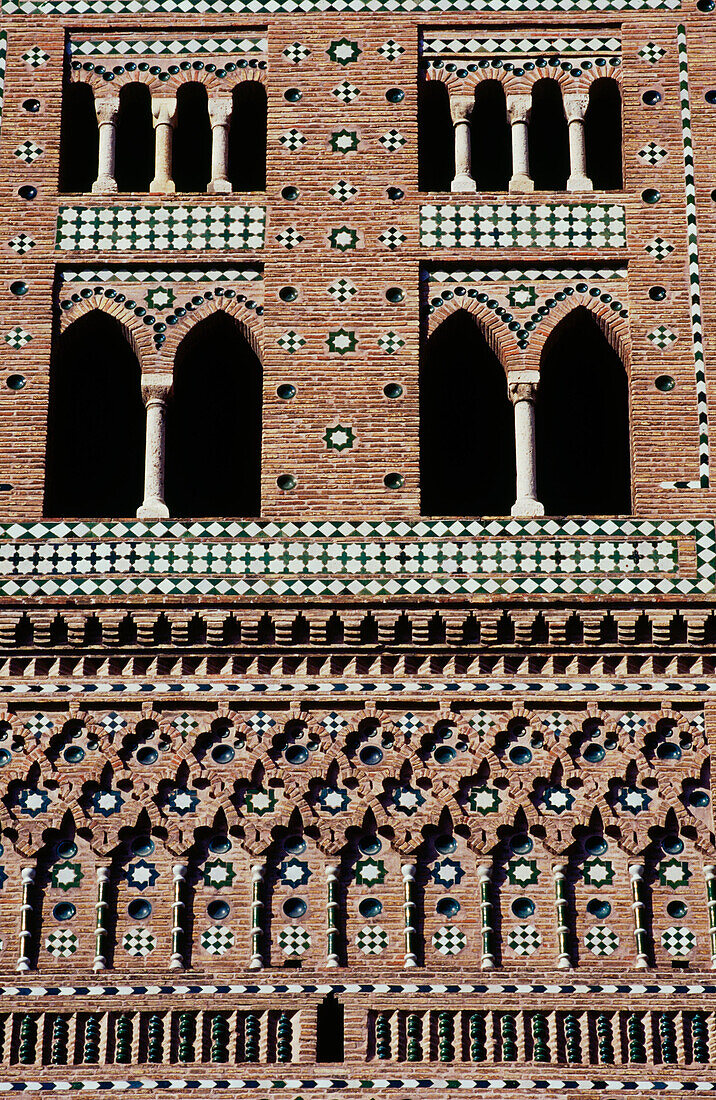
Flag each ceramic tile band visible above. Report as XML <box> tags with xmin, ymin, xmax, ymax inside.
<box><xmin>0</xmin><ymin>0</ymin><xmax>683</xmax><ymax>12</ymax></box>
<box><xmin>0</xmin><ymin>1076</ymin><xmax>711</xmax><ymax>1092</ymax></box>
<box><xmin>420</xmin><ymin>204</ymin><xmax>626</xmax><ymax>249</ymax></box>
<box><xmin>428</xmin><ymin>266</ymin><xmax>627</xmax><ymax>283</ymax></box>
<box><xmin>61</xmin><ymin>268</ymin><xmax>263</xmax><ymax>283</ymax></box>
<box><xmin>69</xmin><ymin>35</ymin><xmax>267</xmax><ymax>56</ymax></box>
<box><xmin>421</xmin><ymin>34</ymin><xmax>621</xmax><ymax>56</ymax></box>
<box><xmin>660</xmin><ymin>26</ymin><xmax>708</xmax><ymax>491</ymax></box>
<box><xmin>1</xmin><ymin>979</ymin><xmax>714</xmax><ymax>997</ymax></box>
<box><xmin>55</xmin><ymin>206</ymin><xmax>266</xmax><ymax>252</ymax></box>
<box><xmin>0</xmin><ymin>31</ymin><xmax>6</xmax><ymax>145</ymax></box>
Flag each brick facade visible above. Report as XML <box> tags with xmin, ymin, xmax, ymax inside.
<box><xmin>1</xmin><ymin>0</ymin><xmax>716</xmax><ymax>1094</ymax></box>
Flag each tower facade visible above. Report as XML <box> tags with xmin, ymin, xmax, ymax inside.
<box><xmin>0</xmin><ymin>0</ymin><xmax>715</xmax><ymax>1092</ymax></box>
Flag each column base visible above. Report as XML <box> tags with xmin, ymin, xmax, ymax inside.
<box><xmin>509</xmin><ymin>174</ymin><xmax>534</xmax><ymax>193</ymax></box>
<box><xmin>149</xmin><ymin>179</ymin><xmax>176</xmax><ymax>194</ymax></box>
<box><xmin>137</xmin><ymin>499</ymin><xmax>170</xmax><ymax>520</ymax></box>
<box><xmin>208</xmin><ymin>178</ymin><xmax>233</xmax><ymax>194</ymax></box>
<box><xmin>91</xmin><ymin>177</ymin><xmax>118</xmax><ymax>194</ymax></box>
<box><xmin>511</xmin><ymin>497</ymin><xmax>545</xmax><ymax>517</ymax></box>
<box><xmin>567</xmin><ymin>175</ymin><xmax>593</xmax><ymax>192</ymax></box>
<box><xmin>451</xmin><ymin>175</ymin><xmax>477</xmax><ymax>192</ymax></box>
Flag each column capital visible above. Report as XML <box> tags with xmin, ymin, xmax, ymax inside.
<box><xmin>208</xmin><ymin>96</ymin><xmax>234</xmax><ymax>126</ymax></box>
<box><xmin>563</xmin><ymin>92</ymin><xmax>590</xmax><ymax>123</ymax></box>
<box><xmin>508</xmin><ymin>370</ymin><xmax>540</xmax><ymax>405</ymax></box>
<box><xmin>506</xmin><ymin>93</ymin><xmax>532</xmax><ymax>124</ymax></box>
<box><xmin>141</xmin><ymin>373</ymin><xmax>173</xmax><ymax>405</ymax></box>
<box><xmin>95</xmin><ymin>96</ymin><xmax>120</xmax><ymax>124</ymax></box>
<box><xmin>449</xmin><ymin>93</ymin><xmax>475</xmax><ymax>124</ymax></box>
<box><xmin>151</xmin><ymin>97</ymin><xmax>178</xmax><ymax>127</ymax></box>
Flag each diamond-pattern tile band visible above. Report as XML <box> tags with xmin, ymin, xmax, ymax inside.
<box><xmin>420</xmin><ymin>203</ymin><xmax>627</xmax><ymax>249</ymax></box>
<box><xmin>432</xmin><ymin>926</ymin><xmax>467</xmax><ymax>955</ymax></box>
<box><xmin>584</xmin><ymin>926</ymin><xmax>620</xmax><ymax>956</ymax></box>
<box><xmin>45</xmin><ymin>930</ymin><xmax>78</xmax><ymax>958</ymax></box>
<box><xmin>56</xmin><ymin>206</ymin><xmax>265</xmax><ymax>252</ymax></box>
<box><xmin>278</xmin><ymin>925</ymin><xmax>311</xmax><ymax>957</ymax></box>
<box><xmin>356</xmin><ymin>926</ymin><xmax>388</xmax><ymax>954</ymax></box>
<box><xmin>662</xmin><ymin>926</ymin><xmax>696</xmax><ymax>956</ymax></box>
<box><xmin>2</xmin><ymin>0</ymin><xmax>690</xmax><ymax>10</ymax></box>
<box><xmin>70</xmin><ymin>35</ymin><xmax>267</xmax><ymax>57</ymax></box>
<box><xmin>507</xmin><ymin>924</ymin><xmax>541</xmax><ymax>956</ymax></box>
<box><xmin>200</xmin><ymin>925</ymin><xmax>235</xmax><ymax>955</ymax></box>
<box><xmin>122</xmin><ymin>928</ymin><xmax>156</xmax><ymax>956</ymax></box>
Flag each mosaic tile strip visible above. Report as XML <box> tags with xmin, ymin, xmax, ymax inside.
<box><xmin>69</xmin><ymin>35</ymin><xmax>267</xmax><ymax>56</ymax></box>
<box><xmin>2</xmin><ymin>0</ymin><xmax>682</xmax><ymax>11</ymax></box>
<box><xmin>428</xmin><ymin>266</ymin><xmax>627</xmax><ymax>283</ymax></box>
<box><xmin>61</xmin><ymin>267</ymin><xmax>262</xmax><ymax>284</ymax></box>
<box><xmin>421</xmin><ymin>35</ymin><xmax>621</xmax><ymax>56</ymax></box>
<box><xmin>420</xmin><ymin>204</ymin><xmax>626</xmax><ymax>249</ymax></box>
<box><xmin>0</xmin><ymin>1076</ymin><xmax>712</xmax><ymax>1092</ymax></box>
<box><xmin>659</xmin><ymin>26</ymin><xmax>709</xmax><ymax>491</ymax></box>
<box><xmin>1</xmin><ymin>677</ymin><xmax>716</xmax><ymax>698</ymax></box>
<box><xmin>0</xmin><ymin>519</ymin><xmax>711</xmax><ymax>599</ymax></box>
<box><xmin>0</xmin><ymin>32</ymin><xmax>6</xmax><ymax>147</ymax></box>
<box><xmin>55</xmin><ymin>207</ymin><xmax>265</xmax><ymax>252</ymax></box>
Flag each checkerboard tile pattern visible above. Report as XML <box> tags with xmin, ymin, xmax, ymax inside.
<box><xmin>647</xmin><ymin>324</ymin><xmax>678</xmax><ymax>349</ymax></box>
<box><xmin>122</xmin><ymin>928</ymin><xmax>156</xmax><ymax>956</ymax></box>
<box><xmin>661</xmin><ymin>926</ymin><xmax>696</xmax><ymax>955</ymax></box>
<box><xmin>4</xmin><ymin>326</ymin><xmax>32</xmax><ymax>350</ymax></box>
<box><xmin>0</xmin><ymin>518</ymin><xmax>709</xmax><ymax>599</ymax></box>
<box><xmin>21</xmin><ymin>45</ymin><xmax>49</xmax><ymax>67</ymax></box>
<box><xmin>200</xmin><ymin>926</ymin><xmax>235</xmax><ymax>955</ymax></box>
<box><xmin>356</xmin><ymin>926</ymin><xmax>388</xmax><ymax>954</ymax></box>
<box><xmin>420</xmin><ymin>204</ymin><xmax>627</xmax><ymax>249</ymax></box>
<box><xmin>14</xmin><ymin>140</ymin><xmax>43</xmax><ymax>164</ymax></box>
<box><xmin>644</xmin><ymin>235</ymin><xmax>674</xmax><ymax>260</ymax></box>
<box><xmin>45</xmin><ymin>930</ymin><xmax>78</xmax><ymax>957</ymax></box>
<box><xmin>278</xmin><ymin>926</ymin><xmax>311</xmax><ymax>956</ymax></box>
<box><xmin>507</xmin><ymin>924</ymin><xmax>541</xmax><ymax>955</ymax></box>
<box><xmin>639</xmin><ymin>41</ymin><xmax>667</xmax><ymax>62</ymax></box>
<box><xmin>55</xmin><ymin>206</ymin><xmax>265</xmax><ymax>251</ymax></box>
<box><xmin>432</xmin><ymin>926</ymin><xmax>466</xmax><ymax>954</ymax></box>
<box><xmin>637</xmin><ymin>140</ymin><xmax>668</xmax><ymax>165</ymax></box>
<box><xmin>70</xmin><ymin>34</ymin><xmax>267</xmax><ymax>56</ymax></box>
<box><xmin>8</xmin><ymin>233</ymin><xmax>35</xmax><ymax>255</ymax></box>
<box><xmin>585</xmin><ymin>926</ymin><xmax>620</xmax><ymax>955</ymax></box>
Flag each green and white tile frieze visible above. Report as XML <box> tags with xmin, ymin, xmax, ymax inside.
<box><xmin>0</xmin><ymin>32</ymin><xmax>7</xmax><ymax>146</ymax></box>
<box><xmin>421</xmin><ymin>35</ymin><xmax>621</xmax><ymax>57</ymax></box>
<box><xmin>56</xmin><ymin>206</ymin><xmax>265</xmax><ymax>252</ymax></box>
<box><xmin>0</xmin><ymin>518</ymin><xmax>711</xmax><ymax>598</ymax></box>
<box><xmin>420</xmin><ymin>204</ymin><xmax>626</xmax><ymax>249</ymax></box>
<box><xmin>3</xmin><ymin>0</ymin><xmax>681</xmax><ymax>10</ymax></box>
<box><xmin>68</xmin><ymin>35</ymin><xmax>267</xmax><ymax>57</ymax></box>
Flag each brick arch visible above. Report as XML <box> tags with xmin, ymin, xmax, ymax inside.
<box><xmin>58</xmin><ymin>299</ymin><xmax>154</xmax><ymax>373</ymax></box>
<box><xmin>162</xmin><ymin>299</ymin><xmax>263</xmax><ymax>366</ymax></box>
<box><xmin>424</xmin><ymin>63</ymin><xmax>622</xmax><ymax>100</ymax></box>
<box><xmin>425</xmin><ymin>299</ymin><xmax>522</xmax><ymax>372</ymax></box>
<box><xmin>521</xmin><ymin>293</ymin><xmax>631</xmax><ymax>374</ymax></box>
<box><xmin>424</xmin><ymin>65</ymin><xmax>525</xmax><ymax>96</ymax></box>
<box><xmin>71</xmin><ymin>67</ymin><xmax>266</xmax><ymax>98</ymax></box>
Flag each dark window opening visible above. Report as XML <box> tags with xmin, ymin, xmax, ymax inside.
<box><xmin>228</xmin><ymin>82</ymin><xmax>267</xmax><ymax>191</ymax></box>
<box><xmin>165</xmin><ymin>312</ymin><xmax>262</xmax><ymax>517</ymax></box>
<box><xmin>585</xmin><ymin>78</ymin><xmax>623</xmax><ymax>189</ymax></box>
<box><xmin>44</xmin><ymin>312</ymin><xmax>145</xmax><ymax>518</ymax></box>
<box><xmin>173</xmin><ymin>82</ymin><xmax>212</xmax><ymax>193</ymax></box>
<box><xmin>115</xmin><ymin>82</ymin><xmax>154</xmax><ymax>193</ymax></box>
<box><xmin>472</xmin><ymin>81</ymin><xmax>511</xmax><ymax>190</ymax></box>
<box><xmin>59</xmin><ymin>82</ymin><xmax>98</xmax><ymax>193</ymax></box>
<box><xmin>418</xmin><ymin>80</ymin><xmax>454</xmax><ymax>192</ymax></box>
<box><xmin>529</xmin><ymin>79</ymin><xmax>569</xmax><ymax>190</ymax></box>
<box><xmin>316</xmin><ymin>994</ymin><xmax>344</xmax><ymax>1062</ymax></box>
<box><xmin>536</xmin><ymin>306</ymin><xmax>631</xmax><ymax>516</ymax></box>
<box><xmin>420</xmin><ymin>310</ymin><xmax>515</xmax><ymax>516</ymax></box>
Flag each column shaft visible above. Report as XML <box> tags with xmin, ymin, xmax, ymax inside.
<box><xmin>450</xmin><ymin>94</ymin><xmax>476</xmax><ymax>193</ymax></box>
<box><xmin>137</xmin><ymin>375</ymin><xmax>171</xmax><ymax>520</ymax></box>
<box><xmin>509</xmin><ymin>375</ymin><xmax>544</xmax><ymax>517</ymax></box>
<box><xmin>92</xmin><ymin>97</ymin><xmax>120</xmax><ymax>194</ymax></box>
<box><xmin>564</xmin><ymin>94</ymin><xmax>593</xmax><ymax>192</ymax></box>
<box><xmin>208</xmin><ymin>98</ymin><xmax>233</xmax><ymax>194</ymax></box>
<box><xmin>150</xmin><ymin>97</ymin><xmax>177</xmax><ymax>194</ymax></box>
<box><xmin>506</xmin><ymin>94</ymin><xmax>534</xmax><ymax>193</ymax></box>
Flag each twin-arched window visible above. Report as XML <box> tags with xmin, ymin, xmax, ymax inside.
<box><xmin>59</xmin><ymin>80</ymin><xmax>267</xmax><ymax>194</ymax></box>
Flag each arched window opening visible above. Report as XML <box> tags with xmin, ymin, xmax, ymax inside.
<box><xmin>173</xmin><ymin>82</ymin><xmax>212</xmax><ymax>193</ymax></box>
<box><xmin>418</xmin><ymin>80</ymin><xmax>454</xmax><ymax>192</ymax></box>
<box><xmin>228</xmin><ymin>82</ymin><xmax>267</xmax><ymax>191</ymax></box>
<box><xmin>585</xmin><ymin>78</ymin><xmax>623</xmax><ymax>190</ymax></box>
<box><xmin>472</xmin><ymin>81</ymin><xmax>511</xmax><ymax>191</ymax></box>
<box><xmin>536</xmin><ymin>307</ymin><xmax>630</xmax><ymax>516</ymax></box>
<box><xmin>316</xmin><ymin>994</ymin><xmax>344</xmax><ymax>1062</ymax></box>
<box><xmin>166</xmin><ymin>312</ymin><xmax>262</xmax><ymax>517</ymax></box>
<box><xmin>115</xmin><ymin>82</ymin><xmax>154</xmax><ymax>192</ymax></box>
<box><xmin>420</xmin><ymin>311</ymin><xmax>515</xmax><ymax>516</ymax></box>
<box><xmin>44</xmin><ymin>312</ymin><xmax>145</xmax><ymax>518</ymax></box>
<box><xmin>529</xmin><ymin>79</ymin><xmax>569</xmax><ymax>190</ymax></box>
<box><xmin>59</xmin><ymin>82</ymin><xmax>98</xmax><ymax>193</ymax></box>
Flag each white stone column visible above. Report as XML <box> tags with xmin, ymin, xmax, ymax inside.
<box><xmin>208</xmin><ymin>97</ymin><xmax>233</xmax><ymax>194</ymax></box>
<box><xmin>137</xmin><ymin>374</ymin><xmax>171</xmax><ymax>520</ymax></box>
<box><xmin>150</xmin><ymin>97</ymin><xmax>177</xmax><ymax>194</ymax></box>
<box><xmin>508</xmin><ymin>371</ymin><xmax>544</xmax><ymax>517</ymax></box>
<box><xmin>92</xmin><ymin>96</ymin><xmax>120</xmax><ymax>194</ymax></box>
<box><xmin>449</xmin><ymin>94</ymin><xmax>476</xmax><ymax>193</ymax></box>
<box><xmin>564</xmin><ymin>93</ymin><xmax>592</xmax><ymax>192</ymax></box>
<box><xmin>506</xmin><ymin>94</ymin><xmax>534</xmax><ymax>193</ymax></box>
